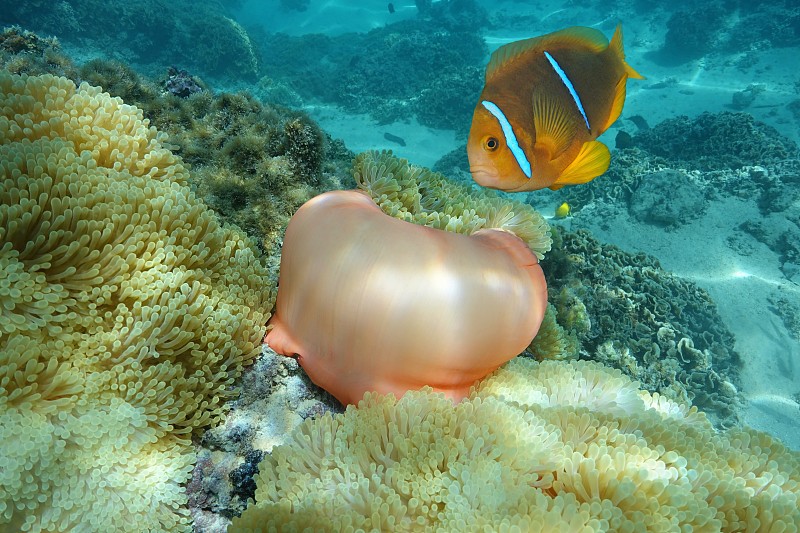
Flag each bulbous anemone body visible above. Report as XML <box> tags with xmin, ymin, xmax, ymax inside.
<box><xmin>266</xmin><ymin>190</ymin><xmax>548</xmax><ymax>405</ymax></box>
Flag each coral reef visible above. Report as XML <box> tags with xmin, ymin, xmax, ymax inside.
<box><xmin>730</xmin><ymin>83</ymin><xmax>765</xmax><ymax>110</ymax></box>
<box><xmin>630</xmin><ymin>112</ymin><xmax>799</xmax><ymax>171</ymax></box>
<box><xmin>4</xmin><ymin>2</ymin><xmax>260</xmax><ymax>81</ymax></box>
<box><xmin>252</xmin><ymin>75</ymin><xmax>304</xmax><ymax>108</ymax></box>
<box><xmin>230</xmin><ymin>358</ymin><xmax>800</xmax><ymax>531</ymax></box>
<box><xmin>740</xmin><ymin>215</ymin><xmax>800</xmax><ymax>285</ymax></box>
<box><xmin>543</xmin><ymin>228</ymin><xmax>741</xmax><ymax>427</ymax></box>
<box><xmin>769</xmin><ymin>295</ymin><xmax>800</xmax><ymax>342</ymax></box>
<box><xmin>0</xmin><ymin>26</ymin><xmax>78</xmax><ymax>80</ymax></box>
<box><xmin>724</xmin><ymin>0</ymin><xmax>800</xmax><ymax>52</ymax></box>
<box><xmin>181</xmin><ymin>97</ymin><xmax>344</xmax><ymax>260</ymax></box>
<box><xmin>553</xmin><ymin>146</ymin><xmax>667</xmax><ymax>217</ymax></box>
<box><xmin>416</xmin><ymin>0</ymin><xmax>489</xmax><ymax>32</ymax></box>
<box><xmin>74</xmin><ymin>57</ymin><xmax>349</xmax><ymax>262</ymax></box>
<box><xmin>554</xmin><ymin>112</ymin><xmax>799</xmax><ymax>219</ymax></box>
<box><xmin>257</xmin><ymin>20</ymin><xmax>486</xmax><ymax>131</ymax></box>
<box><xmin>0</xmin><ymin>72</ymin><xmax>274</xmax><ymax>530</ymax></box>
<box><xmin>734</xmin><ymin>159</ymin><xmax>800</xmax><ymax>284</ymax></box>
<box><xmin>658</xmin><ymin>5</ymin><xmax>726</xmax><ymax>63</ymax></box>
<box><xmin>655</xmin><ymin>1</ymin><xmax>800</xmax><ymax>63</ymax></box>
<box><xmin>78</xmin><ymin>58</ymin><xmax>163</xmax><ymax>105</ymax></box>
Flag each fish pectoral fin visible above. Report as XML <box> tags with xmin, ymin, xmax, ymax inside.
<box><xmin>533</xmin><ymin>86</ymin><xmax>577</xmax><ymax>160</ymax></box>
<box><xmin>550</xmin><ymin>140</ymin><xmax>610</xmax><ymax>189</ymax></box>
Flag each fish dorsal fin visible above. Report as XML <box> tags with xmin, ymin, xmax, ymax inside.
<box><xmin>486</xmin><ymin>37</ymin><xmax>542</xmax><ymax>81</ymax></box>
<box><xmin>608</xmin><ymin>25</ymin><xmax>626</xmax><ymax>61</ymax></box>
<box><xmin>532</xmin><ymin>85</ymin><xmax>577</xmax><ymax>160</ymax></box>
<box><xmin>486</xmin><ymin>26</ymin><xmax>609</xmax><ymax>81</ymax></box>
<box><xmin>549</xmin><ymin>140</ymin><xmax>610</xmax><ymax>189</ymax></box>
<box><xmin>550</xmin><ymin>26</ymin><xmax>609</xmax><ymax>51</ymax></box>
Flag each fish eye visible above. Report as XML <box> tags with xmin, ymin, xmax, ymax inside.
<box><xmin>484</xmin><ymin>137</ymin><xmax>500</xmax><ymax>152</ymax></box>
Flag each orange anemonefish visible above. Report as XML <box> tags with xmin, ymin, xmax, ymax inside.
<box><xmin>467</xmin><ymin>25</ymin><xmax>644</xmax><ymax>192</ymax></box>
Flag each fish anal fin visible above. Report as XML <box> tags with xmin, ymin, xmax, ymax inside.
<box><xmin>533</xmin><ymin>86</ymin><xmax>577</xmax><ymax>160</ymax></box>
<box><xmin>550</xmin><ymin>140</ymin><xmax>610</xmax><ymax>189</ymax></box>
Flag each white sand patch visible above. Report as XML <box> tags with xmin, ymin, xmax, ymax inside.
<box><xmin>303</xmin><ymin>103</ymin><xmax>461</xmax><ymax>167</ymax></box>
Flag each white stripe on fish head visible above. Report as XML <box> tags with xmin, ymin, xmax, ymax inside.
<box><xmin>480</xmin><ymin>100</ymin><xmax>532</xmax><ymax>179</ymax></box>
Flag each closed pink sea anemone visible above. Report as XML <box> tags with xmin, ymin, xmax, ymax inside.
<box><xmin>265</xmin><ymin>190</ymin><xmax>548</xmax><ymax>405</ymax></box>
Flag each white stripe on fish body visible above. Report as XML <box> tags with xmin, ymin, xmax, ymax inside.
<box><xmin>543</xmin><ymin>51</ymin><xmax>591</xmax><ymax>131</ymax></box>
<box><xmin>480</xmin><ymin>100</ymin><xmax>532</xmax><ymax>179</ymax></box>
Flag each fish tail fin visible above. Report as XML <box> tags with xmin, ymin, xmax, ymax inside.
<box><xmin>609</xmin><ymin>24</ymin><xmax>645</xmax><ymax>80</ymax></box>
<box><xmin>603</xmin><ymin>76</ymin><xmax>628</xmax><ymax>131</ymax></box>
<box><xmin>603</xmin><ymin>24</ymin><xmax>644</xmax><ymax>130</ymax></box>
<box><xmin>549</xmin><ymin>140</ymin><xmax>610</xmax><ymax>189</ymax></box>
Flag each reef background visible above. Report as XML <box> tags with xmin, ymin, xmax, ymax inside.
<box><xmin>2</xmin><ymin>0</ymin><xmax>799</xmax><ymax>530</ymax></box>
<box><xmin>222</xmin><ymin>0</ymin><xmax>800</xmax><ymax>449</ymax></box>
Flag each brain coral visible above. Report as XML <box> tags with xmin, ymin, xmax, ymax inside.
<box><xmin>230</xmin><ymin>358</ymin><xmax>800</xmax><ymax>532</ymax></box>
<box><xmin>0</xmin><ymin>72</ymin><xmax>273</xmax><ymax>531</ymax></box>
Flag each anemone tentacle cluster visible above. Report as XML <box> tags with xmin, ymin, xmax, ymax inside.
<box><xmin>0</xmin><ymin>72</ymin><xmax>274</xmax><ymax>531</ymax></box>
<box><xmin>231</xmin><ymin>358</ymin><xmax>800</xmax><ymax>532</ymax></box>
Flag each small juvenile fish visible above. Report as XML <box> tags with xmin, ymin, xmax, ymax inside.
<box><xmin>467</xmin><ymin>25</ymin><xmax>643</xmax><ymax>192</ymax></box>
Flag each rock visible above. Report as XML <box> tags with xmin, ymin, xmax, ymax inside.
<box><xmin>629</xmin><ymin>169</ymin><xmax>707</xmax><ymax>227</ymax></box>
